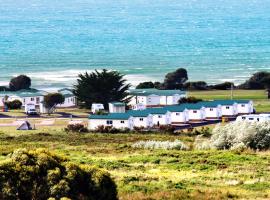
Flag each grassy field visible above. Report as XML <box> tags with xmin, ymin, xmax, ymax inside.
<box><xmin>0</xmin><ymin>90</ymin><xmax>269</xmax><ymax>199</ymax></box>
<box><xmin>0</xmin><ymin>126</ymin><xmax>269</xmax><ymax>200</ymax></box>
<box><xmin>189</xmin><ymin>89</ymin><xmax>270</xmax><ymax>112</ymax></box>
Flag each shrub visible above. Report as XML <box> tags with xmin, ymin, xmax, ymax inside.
<box><xmin>132</xmin><ymin>140</ymin><xmax>188</xmax><ymax>150</ymax></box>
<box><xmin>6</xmin><ymin>100</ymin><xmax>22</xmax><ymax>109</ymax></box>
<box><xmin>159</xmin><ymin>125</ymin><xmax>176</xmax><ymax>134</ymax></box>
<box><xmin>210</xmin><ymin>121</ymin><xmax>270</xmax><ymax>150</ymax></box>
<box><xmin>65</xmin><ymin>124</ymin><xmax>88</xmax><ymax>133</ymax></box>
<box><xmin>178</xmin><ymin>96</ymin><xmax>202</xmax><ymax>104</ymax></box>
<box><xmin>0</xmin><ymin>148</ymin><xmax>118</xmax><ymax>200</ymax></box>
<box><xmin>93</xmin><ymin>125</ymin><xmax>130</xmax><ymax>134</ymax></box>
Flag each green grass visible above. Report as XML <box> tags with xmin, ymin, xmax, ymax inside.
<box><xmin>0</xmin><ymin>128</ymin><xmax>269</xmax><ymax>200</ymax></box>
<box><xmin>189</xmin><ymin>89</ymin><xmax>270</xmax><ymax>112</ymax></box>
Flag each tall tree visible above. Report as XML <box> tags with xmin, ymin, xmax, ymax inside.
<box><xmin>73</xmin><ymin>69</ymin><xmax>131</xmax><ymax>109</ymax></box>
<box><xmin>163</xmin><ymin>68</ymin><xmax>188</xmax><ymax>89</ymax></box>
<box><xmin>9</xmin><ymin>75</ymin><xmax>31</xmax><ymax>91</ymax></box>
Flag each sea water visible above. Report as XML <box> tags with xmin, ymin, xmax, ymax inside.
<box><xmin>0</xmin><ymin>0</ymin><xmax>270</xmax><ymax>89</ymax></box>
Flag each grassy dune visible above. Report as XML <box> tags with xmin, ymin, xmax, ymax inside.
<box><xmin>0</xmin><ymin>127</ymin><xmax>269</xmax><ymax>200</ymax></box>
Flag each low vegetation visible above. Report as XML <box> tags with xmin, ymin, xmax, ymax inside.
<box><xmin>132</xmin><ymin>140</ymin><xmax>188</xmax><ymax>150</ymax></box>
<box><xmin>0</xmin><ymin>125</ymin><xmax>269</xmax><ymax>199</ymax></box>
<box><xmin>0</xmin><ymin>148</ymin><xmax>117</xmax><ymax>200</ymax></box>
<box><xmin>210</xmin><ymin>121</ymin><xmax>270</xmax><ymax>150</ymax></box>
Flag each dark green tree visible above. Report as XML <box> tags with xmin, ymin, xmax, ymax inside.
<box><xmin>9</xmin><ymin>75</ymin><xmax>31</xmax><ymax>91</ymax></box>
<box><xmin>136</xmin><ymin>81</ymin><xmax>155</xmax><ymax>89</ymax></box>
<box><xmin>178</xmin><ymin>96</ymin><xmax>202</xmax><ymax>104</ymax></box>
<box><xmin>73</xmin><ymin>69</ymin><xmax>130</xmax><ymax>109</ymax></box>
<box><xmin>44</xmin><ymin>93</ymin><xmax>65</xmax><ymax>114</ymax></box>
<box><xmin>238</xmin><ymin>71</ymin><xmax>270</xmax><ymax>89</ymax></box>
<box><xmin>0</xmin><ymin>148</ymin><xmax>118</xmax><ymax>200</ymax></box>
<box><xmin>163</xmin><ymin>68</ymin><xmax>188</xmax><ymax>89</ymax></box>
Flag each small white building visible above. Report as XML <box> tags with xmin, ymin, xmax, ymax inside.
<box><xmin>127</xmin><ymin>110</ymin><xmax>153</xmax><ymax>128</ymax></box>
<box><xmin>182</xmin><ymin>104</ymin><xmax>206</xmax><ymax>122</ymax></box>
<box><xmin>164</xmin><ymin>105</ymin><xmax>189</xmax><ymax>124</ymax></box>
<box><xmin>197</xmin><ymin>101</ymin><xmax>222</xmax><ymax>119</ymax></box>
<box><xmin>213</xmin><ymin>100</ymin><xmax>238</xmax><ymax>116</ymax></box>
<box><xmin>88</xmin><ymin>113</ymin><xmax>134</xmax><ymax>130</ymax></box>
<box><xmin>235</xmin><ymin>100</ymin><xmax>254</xmax><ymax>114</ymax></box>
<box><xmin>146</xmin><ymin>108</ymin><xmax>171</xmax><ymax>126</ymax></box>
<box><xmin>0</xmin><ymin>89</ymin><xmax>47</xmax><ymax>107</ymax></box>
<box><xmin>132</xmin><ymin>103</ymin><xmax>146</xmax><ymax>111</ymax></box>
<box><xmin>109</xmin><ymin>102</ymin><xmax>126</xmax><ymax>113</ymax></box>
<box><xmin>91</xmin><ymin>103</ymin><xmax>105</xmax><ymax>113</ymax></box>
<box><xmin>129</xmin><ymin>89</ymin><xmax>186</xmax><ymax>107</ymax></box>
<box><xmin>57</xmin><ymin>88</ymin><xmax>76</xmax><ymax>108</ymax></box>
<box><xmin>236</xmin><ymin>114</ymin><xmax>270</xmax><ymax>122</ymax></box>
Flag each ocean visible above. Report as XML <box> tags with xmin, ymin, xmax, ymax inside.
<box><xmin>0</xmin><ymin>0</ymin><xmax>270</xmax><ymax>90</ymax></box>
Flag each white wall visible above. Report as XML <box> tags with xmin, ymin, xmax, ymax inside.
<box><xmin>88</xmin><ymin>118</ymin><xmax>134</xmax><ymax>130</ymax></box>
<box><xmin>152</xmin><ymin>112</ymin><xmax>171</xmax><ymax>125</ymax></box>
<box><xmin>188</xmin><ymin>108</ymin><xmax>206</xmax><ymax>121</ymax></box>
<box><xmin>109</xmin><ymin>104</ymin><xmax>125</xmax><ymax>113</ymax></box>
<box><xmin>220</xmin><ymin>104</ymin><xmax>238</xmax><ymax>116</ymax></box>
<box><xmin>237</xmin><ymin>102</ymin><xmax>253</xmax><ymax>114</ymax></box>
<box><xmin>170</xmin><ymin>110</ymin><xmax>188</xmax><ymax>123</ymax></box>
<box><xmin>160</xmin><ymin>94</ymin><xmax>186</xmax><ymax>105</ymax></box>
<box><xmin>57</xmin><ymin>96</ymin><xmax>76</xmax><ymax>108</ymax></box>
<box><xmin>130</xmin><ymin>95</ymin><xmax>160</xmax><ymax>106</ymax></box>
<box><xmin>205</xmin><ymin>106</ymin><xmax>222</xmax><ymax>119</ymax></box>
<box><xmin>133</xmin><ymin>115</ymin><xmax>153</xmax><ymax>128</ymax></box>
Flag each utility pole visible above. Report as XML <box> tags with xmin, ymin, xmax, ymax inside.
<box><xmin>230</xmin><ymin>83</ymin><xmax>234</xmax><ymax>100</ymax></box>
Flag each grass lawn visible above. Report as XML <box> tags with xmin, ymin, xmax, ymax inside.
<box><xmin>0</xmin><ymin>127</ymin><xmax>269</xmax><ymax>200</ymax></box>
<box><xmin>189</xmin><ymin>89</ymin><xmax>270</xmax><ymax>112</ymax></box>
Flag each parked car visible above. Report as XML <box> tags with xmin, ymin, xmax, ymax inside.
<box><xmin>27</xmin><ymin>108</ymin><xmax>38</xmax><ymax>116</ymax></box>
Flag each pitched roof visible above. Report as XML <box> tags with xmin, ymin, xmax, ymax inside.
<box><xmin>127</xmin><ymin>110</ymin><xmax>151</xmax><ymax>117</ymax></box>
<box><xmin>212</xmin><ymin>100</ymin><xmax>238</xmax><ymax>105</ymax></box>
<box><xmin>163</xmin><ymin>105</ymin><xmax>188</xmax><ymax>112</ymax></box>
<box><xmin>129</xmin><ymin>89</ymin><xmax>186</xmax><ymax>96</ymax></box>
<box><xmin>0</xmin><ymin>89</ymin><xmax>47</xmax><ymax>97</ymax></box>
<box><xmin>109</xmin><ymin>102</ymin><xmax>125</xmax><ymax>106</ymax></box>
<box><xmin>89</xmin><ymin>113</ymin><xmax>131</xmax><ymax>120</ymax></box>
<box><xmin>144</xmin><ymin>107</ymin><xmax>169</xmax><ymax>114</ymax></box>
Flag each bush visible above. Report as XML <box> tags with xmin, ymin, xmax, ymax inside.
<box><xmin>93</xmin><ymin>125</ymin><xmax>130</xmax><ymax>134</ymax></box>
<box><xmin>0</xmin><ymin>148</ymin><xmax>118</xmax><ymax>200</ymax></box>
<box><xmin>132</xmin><ymin>140</ymin><xmax>188</xmax><ymax>150</ymax></box>
<box><xmin>183</xmin><ymin>81</ymin><xmax>208</xmax><ymax>90</ymax></box>
<box><xmin>6</xmin><ymin>100</ymin><xmax>22</xmax><ymax>109</ymax></box>
<box><xmin>210</xmin><ymin>121</ymin><xmax>270</xmax><ymax>150</ymax></box>
<box><xmin>159</xmin><ymin>125</ymin><xmax>176</xmax><ymax>134</ymax></box>
<box><xmin>178</xmin><ymin>96</ymin><xmax>202</xmax><ymax>104</ymax></box>
<box><xmin>65</xmin><ymin>124</ymin><xmax>88</xmax><ymax>133</ymax></box>
<box><xmin>209</xmin><ymin>82</ymin><xmax>234</xmax><ymax>90</ymax></box>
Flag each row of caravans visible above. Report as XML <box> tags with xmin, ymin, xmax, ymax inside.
<box><xmin>88</xmin><ymin>100</ymin><xmax>254</xmax><ymax>130</ymax></box>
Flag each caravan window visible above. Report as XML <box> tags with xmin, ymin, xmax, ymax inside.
<box><xmin>210</xmin><ymin>108</ymin><xmax>214</xmax><ymax>111</ymax></box>
<box><xmin>158</xmin><ymin>115</ymin><xmax>162</xmax><ymax>118</ymax></box>
<box><xmin>31</xmin><ymin>97</ymin><xmax>34</xmax><ymax>101</ymax></box>
<box><xmin>106</xmin><ymin>120</ymin><xmax>113</xmax><ymax>125</ymax></box>
<box><xmin>257</xmin><ymin>118</ymin><xmax>260</xmax><ymax>121</ymax></box>
<box><xmin>248</xmin><ymin>118</ymin><xmax>254</xmax><ymax>121</ymax></box>
<box><xmin>120</xmin><ymin>121</ymin><xmax>125</xmax><ymax>124</ymax></box>
<box><xmin>139</xmin><ymin>118</ymin><xmax>144</xmax><ymax>121</ymax></box>
<box><xmin>226</xmin><ymin>106</ymin><xmax>230</xmax><ymax>109</ymax></box>
<box><xmin>242</xmin><ymin>117</ymin><xmax>246</xmax><ymax>120</ymax></box>
<box><xmin>176</xmin><ymin>113</ymin><xmax>180</xmax><ymax>116</ymax></box>
<box><xmin>193</xmin><ymin>110</ymin><xmax>197</xmax><ymax>113</ymax></box>
<box><xmin>241</xmin><ymin>104</ymin><xmax>245</xmax><ymax>107</ymax></box>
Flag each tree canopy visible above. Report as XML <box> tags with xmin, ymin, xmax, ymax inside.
<box><xmin>73</xmin><ymin>69</ymin><xmax>130</xmax><ymax>109</ymax></box>
<box><xmin>9</xmin><ymin>75</ymin><xmax>31</xmax><ymax>91</ymax></box>
<box><xmin>163</xmin><ymin>68</ymin><xmax>188</xmax><ymax>89</ymax></box>
<box><xmin>44</xmin><ymin>93</ymin><xmax>65</xmax><ymax>114</ymax></box>
<box><xmin>0</xmin><ymin>148</ymin><xmax>118</xmax><ymax>200</ymax></box>
<box><xmin>238</xmin><ymin>71</ymin><xmax>270</xmax><ymax>89</ymax></box>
